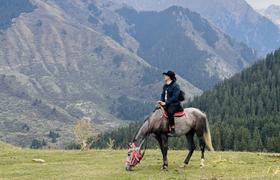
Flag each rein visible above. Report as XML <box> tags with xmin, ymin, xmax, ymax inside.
<box><xmin>139</xmin><ymin>123</ymin><xmax>149</xmax><ymax>159</ymax></box>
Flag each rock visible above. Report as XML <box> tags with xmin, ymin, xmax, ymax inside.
<box><xmin>32</xmin><ymin>159</ymin><xmax>45</xmax><ymax>163</ymax></box>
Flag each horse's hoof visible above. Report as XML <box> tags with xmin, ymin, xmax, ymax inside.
<box><xmin>200</xmin><ymin>159</ymin><xmax>205</xmax><ymax>168</ymax></box>
<box><xmin>161</xmin><ymin>165</ymin><xmax>168</xmax><ymax>171</ymax></box>
<box><xmin>125</xmin><ymin>166</ymin><xmax>132</xmax><ymax>171</ymax></box>
<box><xmin>200</xmin><ymin>163</ymin><xmax>205</xmax><ymax>168</ymax></box>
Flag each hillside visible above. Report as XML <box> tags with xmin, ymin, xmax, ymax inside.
<box><xmin>0</xmin><ymin>0</ymin><xmax>201</xmax><ymax>147</ymax></box>
<box><xmin>115</xmin><ymin>0</ymin><xmax>280</xmax><ymax>56</ymax></box>
<box><xmin>96</xmin><ymin>49</ymin><xmax>280</xmax><ymax>152</ymax></box>
<box><xmin>188</xmin><ymin>49</ymin><xmax>280</xmax><ymax>152</ymax></box>
<box><xmin>116</xmin><ymin>6</ymin><xmax>257</xmax><ymax>90</ymax></box>
<box><xmin>0</xmin><ymin>145</ymin><xmax>279</xmax><ymax>179</ymax></box>
<box><xmin>259</xmin><ymin>5</ymin><xmax>280</xmax><ymax>28</ymax></box>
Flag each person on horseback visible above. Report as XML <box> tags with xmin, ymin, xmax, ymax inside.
<box><xmin>158</xmin><ymin>71</ymin><xmax>184</xmax><ymax>137</ymax></box>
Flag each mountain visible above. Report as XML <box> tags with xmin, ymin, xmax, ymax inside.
<box><xmin>116</xmin><ymin>6</ymin><xmax>257</xmax><ymax>90</ymax></box>
<box><xmin>0</xmin><ymin>0</ymin><xmax>264</xmax><ymax>148</ymax></box>
<box><xmin>53</xmin><ymin>1</ymin><xmax>257</xmax><ymax>90</ymax></box>
<box><xmin>258</xmin><ymin>5</ymin><xmax>280</xmax><ymax>28</ymax></box>
<box><xmin>115</xmin><ymin>0</ymin><xmax>280</xmax><ymax>56</ymax></box>
<box><xmin>96</xmin><ymin>48</ymin><xmax>280</xmax><ymax>152</ymax></box>
<box><xmin>0</xmin><ymin>0</ymin><xmax>201</xmax><ymax>147</ymax></box>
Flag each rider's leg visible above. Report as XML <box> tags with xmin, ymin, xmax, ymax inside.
<box><xmin>167</xmin><ymin>106</ymin><xmax>175</xmax><ymax>128</ymax></box>
<box><xmin>167</xmin><ymin>104</ymin><xmax>177</xmax><ymax>135</ymax></box>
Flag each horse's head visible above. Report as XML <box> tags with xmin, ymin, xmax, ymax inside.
<box><xmin>125</xmin><ymin>105</ymin><xmax>163</xmax><ymax>171</ymax></box>
<box><xmin>125</xmin><ymin>142</ymin><xmax>144</xmax><ymax>171</ymax></box>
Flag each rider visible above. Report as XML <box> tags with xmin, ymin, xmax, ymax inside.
<box><xmin>158</xmin><ymin>71</ymin><xmax>184</xmax><ymax>137</ymax></box>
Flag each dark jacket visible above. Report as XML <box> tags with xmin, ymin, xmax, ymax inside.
<box><xmin>161</xmin><ymin>81</ymin><xmax>181</xmax><ymax>107</ymax></box>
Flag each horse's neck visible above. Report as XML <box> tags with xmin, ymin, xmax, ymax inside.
<box><xmin>133</xmin><ymin>108</ymin><xmax>166</xmax><ymax>145</ymax></box>
<box><xmin>133</xmin><ymin>119</ymin><xmax>150</xmax><ymax>146</ymax></box>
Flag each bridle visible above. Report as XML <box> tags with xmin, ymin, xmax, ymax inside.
<box><xmin>126</xmin><ymin>109</ymin><xmax>152</xmax><ymax>167</ymax></box>
<box><xmin>125</xmin><ymin>142</ymin><xmax>145</xmax><ymax>167</ymax></box>
<box><xmin>126</xmin><ymin>105</ymin><xmax>179</xmax><ymax>168</ymax></box>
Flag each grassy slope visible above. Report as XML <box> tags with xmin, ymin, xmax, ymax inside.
<box><xmin>0</xmin><ymin>143</ymin><xmax>279</xmax><ymax>179</ymax></box>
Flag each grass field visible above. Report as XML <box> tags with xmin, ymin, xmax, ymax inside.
<box><xmin>0</xmin><ymin>142</ymin><xmax>279</xmax><ymax>180</ymax></box>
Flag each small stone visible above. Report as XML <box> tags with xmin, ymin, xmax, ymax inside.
<box><xmin>32</xmin><ymin>159</ymin><xmax>45</xmax><ymax>163</ymax></box>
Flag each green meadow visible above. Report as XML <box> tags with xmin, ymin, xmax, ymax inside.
<box><xmin>0</xmin><ymin>142</ymin><xmax>279</xmax><ymax>180</ymax></box>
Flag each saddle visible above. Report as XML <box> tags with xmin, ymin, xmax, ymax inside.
<box><xmin>163</xmin><ymin>111</ymin><xmax>185</xmax><ymax>118</ymax></box>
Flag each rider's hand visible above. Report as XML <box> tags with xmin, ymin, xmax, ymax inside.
<box><xmin>158</xmin><ymin>101</ymin><xmax>166</xmax><ymax>106</ymax></box>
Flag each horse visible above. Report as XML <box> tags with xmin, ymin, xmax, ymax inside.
<box><xmin>125</xmin><ymin>105</ymin><xmax>214</xmax><ymax>171</ymax></box>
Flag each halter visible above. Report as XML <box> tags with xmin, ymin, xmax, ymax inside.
<box><xmin>125</xmin><ymin>142</ymin><xmax>144</xmax><ymax>167</ymax></box>
<box><xmin>126</xmin><ymin>112</ymin><xmax>151</xmax><ymax>168</ymax></box>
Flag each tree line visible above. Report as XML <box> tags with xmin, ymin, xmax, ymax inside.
<box><xmin>90</xmin><ymin>49</ymin><xmax>280</xmax><ymax>152</ymax></box>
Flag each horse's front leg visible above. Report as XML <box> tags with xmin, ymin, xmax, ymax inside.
<box><xmin>155</xmin><ymin>133</ymin><xmax>169</xmax><ymax>170</ymax></box>
<box><xmin>155</xmin><ymin>134</ymin><xmax>168</xmax><ymax>170</ymax></box>
<box><xmin>161</xmin><ymin>134</ymin><xmax>169</xmax><ymax>170</ymax></box>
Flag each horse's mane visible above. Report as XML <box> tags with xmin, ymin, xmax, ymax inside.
<box><xmin>131</xmin><ymin>105</ymin><xmax>161</xmax><ymax>142</ymax></box>
<box><xmin>153</xmin><ymin>104</ymin><xmax>162</xmax><ymax>112</ymax></box>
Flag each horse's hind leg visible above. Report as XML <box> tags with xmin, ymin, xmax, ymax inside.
<box><xmin>184</xmin><ymin>129</ymin><xmax>195</xmax><ymax>166</ymax></box>
<box><xmin>198</xmin><ymin>135</ymin><xmax>206</xmax><ymax>168</ymax></box>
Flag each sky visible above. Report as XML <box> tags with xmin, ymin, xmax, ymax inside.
<box><xmin>246</xmin><ymin>0</ymin><xmax>280</xmax><ymax>9</ymax></box>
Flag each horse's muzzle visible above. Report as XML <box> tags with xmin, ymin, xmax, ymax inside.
<box><xmin>125</xmin><ymin>165</ymin><xmax>132</xmax><ymax>171</ymax></box>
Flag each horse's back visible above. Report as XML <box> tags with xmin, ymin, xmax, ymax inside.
<box><xmin>184</xmin><ymin>107</ymin><xmax>206</xmax><ymax>119</ymax></box>
<box><xmin>159</xmin><ymin>107</ymin><xmax>207</xmax><ymax>136</ymax></box>
<box><xmin>173</xmin><ymin>108</ymin><xmax>203</xmax><ymax>135</ymax></box>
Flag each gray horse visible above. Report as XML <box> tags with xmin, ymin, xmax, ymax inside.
<box><xmin>125</xmin><ymin>105</ymin><xmax>214</xmax><ymax>171</ymax></box>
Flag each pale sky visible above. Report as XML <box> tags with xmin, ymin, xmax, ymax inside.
<box><xmin>246</xmin><ymin>0</ymin><xmax>280</xmax><ymax>9</ymax></box>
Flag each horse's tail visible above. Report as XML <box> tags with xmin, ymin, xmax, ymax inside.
<box><xmin>203</xmin><ymin>116</ymin><xmax>214</xmax><ymax>151</ymax></box>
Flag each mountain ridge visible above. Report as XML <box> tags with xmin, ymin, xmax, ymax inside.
<box><xmin>114</xmin><ymin>0</ymin><xmax>280</xmax><ymax>56</ymax></box>
<box><xmin>116</xmin><ymin>5</ymin><xmax>257</xmax><ymax>89</ymax></box>
<box><xmin>258</xmin><ymin>5</ymin><xmax>280</xmax><ymax>28</ymax></box>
